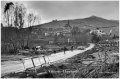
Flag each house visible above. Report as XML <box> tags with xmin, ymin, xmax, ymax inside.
<box><xmin>45</xmin><ymin>32</ymin><xmax>49</xmax><ymax>36</ymax></box>
<box><xmin>56</xmin><ymin>32</ymin><xmax>60</xmax><ymax>36</ymax></box>
<box><xmin>90</xmin><ymin>28</ymin><xmax>106</xmax><ymax>36</ymax></box>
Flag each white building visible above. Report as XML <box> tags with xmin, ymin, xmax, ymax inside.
<box><xmin>90</xmin><ymin>29</ymin><xmax>106</xmax><ymax>36</ymax></box>
<box><xmin>45</xmin><ymin>32</ymin><xmax>49</xmax><ymax>36</ymax></box>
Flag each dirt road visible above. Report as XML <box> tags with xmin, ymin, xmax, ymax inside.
<box><xmin>1</xmin><ymin>43</ymin><xmax>95</xmax><ymax>76</ymax></box>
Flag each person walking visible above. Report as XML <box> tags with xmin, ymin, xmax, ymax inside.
<box><xmin>71</xmin><ymin>46</ymin><xmax>74</xmax><ymax>51</ymax></box>
<box><xmin>64</xmin><ymin>46</ymin><xmax>67</xmax><ymax>54</ymax></box>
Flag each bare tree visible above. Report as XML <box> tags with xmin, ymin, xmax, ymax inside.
<box><xmin>3</xmin><ymin>2</ymin><xmax>40</xmax><ymax>50</ymax></box>
<box><xmin>4</xmin><ymin>2</ymin><xmax>26</xmax><ymax>29</ymax></box>
<box><xmin>4</xmin><ymin>2</ymin><xmax>14</xmax><ymax>27</ymax></box>
<box><xmin>14</xmin><ymin>3</ymin><xmax>26</xmax><ymax>29</ymax></box>
<box><xmin>14</xmin><ymin>3</ymin><xmax>26</xmax><ymax>49</ymax></box>
<box><xmin>3</xmin><ymin>2</ymin><xmax>18</xmax><ymax>54</ymax></box>
<box><xmin>27</xmin><ymin>13</ymin><xmax>37</xmax><ymax>27</ymax></box>
<box><xmin>26</xmin><ymin>13</ymin><xmax>38</xmax><ymax>47</ymax></box>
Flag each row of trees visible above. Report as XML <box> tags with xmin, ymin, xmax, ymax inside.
<box><xmin>2</xmin><ymin>2</ymin><xmax>41</xmax><ymax>54</ymax></box>
<box><xmin>71</xmin><ymin>26</ymin><xmax>101</xmax><ymax>44</ymax></box>
<box><xmin>52</xmin><ymin>26</ymin><xmax>90</xmax><ymax>45</ymax></box>
<box><xmin>71</xmin><ymin>27</ymin><xmax>88</xmax><ymax>45</ymax></box>
<box><xmin>3</xmin><ymin>2</ymin><xmax>40</xmax><ymax>28</ymax></box>
<box><xmin>112</xmin><ymin>34</ymin><xmax>119</xmax><ymax>39</ymax></box>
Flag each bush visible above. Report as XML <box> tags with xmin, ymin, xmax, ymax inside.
<box><xmin>9</xmin><ymin>49</ymin><xmax>18</xmax><ymax>54</ymax></box>
<box><xmin>24</xmin><ymin>46</ymin><xmax>29</xmax><ymax>49</ymax></box>
<box><xmin>34</xmin><ymin>51</ymin><xmax>39</xmax><ymax>55</ymax></box>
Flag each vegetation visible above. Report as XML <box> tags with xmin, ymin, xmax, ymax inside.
<box><xmin>2</xmin><ymin>45</ymin><xmax>119</xmax><ymax>78</ymax></box>
<box><xmin>4</xmin><ymin>2</ymin><xmax>14</xmax><ymax>27</ymax></box>
<box><xmin>91</xmin><ymin>33</ymin><xmax>100</xmax><ymax>43</ymax></box>
<box><xmin>112</xmin><ymin>34</ymin><xmax>119</xmax><ymax>39</ymax></box>
<box><xmin>1</xmin><ymin>2</ymin><xmax>40</xmax><ymax>54</ymax></box>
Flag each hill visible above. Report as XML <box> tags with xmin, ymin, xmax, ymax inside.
<box><xmin>34</xmin><ymin>15</ymin><xmax>119</xmax><ymax>35</ymax></box>
<box><xmin>35</xmin><ymin>16</ymin><xmax>118</xmax><ymax>28</ymax></box>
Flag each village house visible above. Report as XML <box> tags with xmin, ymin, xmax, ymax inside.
<box><xmin>90</xmin><ymin>28</ymin><xmax>106</xmax><ymax>36</ymax></box>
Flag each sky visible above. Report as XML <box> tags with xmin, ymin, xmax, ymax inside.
<box><xmin>1</xmin><ymin>1</ymin><xmax>119</xmax><ymax>24</ymax></box>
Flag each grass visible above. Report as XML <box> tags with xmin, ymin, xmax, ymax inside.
<box><xmin>1</xmin><ymin>55</ymin><xmax>26</xmax><ymax>62</ymax></box>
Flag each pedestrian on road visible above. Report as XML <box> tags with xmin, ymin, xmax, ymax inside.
<box><xmin>71</xmin><ymin>46</ymin><xmax>74</xmax><ymax>51</ymax></box>
<box><xmin>64</xmin><ymin>46</ymin><xmax>67</xmax><ymax>54</ymax></box>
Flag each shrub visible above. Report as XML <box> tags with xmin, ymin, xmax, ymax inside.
<box><xmin>9</xmin><ymin>49</ymin><xmax>18</xmax><ymax>54</ymax></box>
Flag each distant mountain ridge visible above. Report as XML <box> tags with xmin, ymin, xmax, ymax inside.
<box><xmin>34</xmin><ymin>15</ymin><xmax>119</xmax><ymax>29</ymax></box>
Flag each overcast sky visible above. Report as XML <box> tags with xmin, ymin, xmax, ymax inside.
<box><xmin>1</xmin><ymin>1</ymin><xmax>119</xmax><ymax>24</ymax></box>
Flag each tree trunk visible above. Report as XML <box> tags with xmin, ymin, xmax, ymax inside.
<box><xmin>27</xmin><ymin>33</ymin><xmax>30</xmax><ymax>47</ymax></box>
<box><xmin>11</xmin><ymin>16</ymin><xmax>12</xmax><ymax>27</ymax></box>
<box><xmin>7</xmin><ymin>11</ymin><xmax>9</xmax><ymax>27</ymax></box>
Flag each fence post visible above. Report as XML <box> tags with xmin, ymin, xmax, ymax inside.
<box><xmin>43</xmin><ymin>56</ymin><xmax>47</xmax><ymax>64</ymax></box>
<box><xmin>31</xmin><ymin>58</ymin><xmax>37</xmax><ymax>73</ymax></box>
<box><xmin>39</xmin><ymin>56</ymin><xmax>43</xmax><ymax>67</ymax></box>
<box><xmin>22</xmin><ymin>59</ymin><xmax>26</xmax><ymax>70</ymax></box>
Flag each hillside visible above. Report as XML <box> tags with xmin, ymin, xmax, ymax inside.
<box><xmin>35</xmin><ymin>16</ymin><xmax>118</xmax><ymax>28</ymax></box>
<box><xmin>34</xmin><ymin>16</ymin><xmax>119</xmax><ymax>35</ymax></box>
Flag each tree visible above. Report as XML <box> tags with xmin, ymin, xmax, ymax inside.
<box><xmin>26</xmin><ymin>12</ymin><xmax>41</xmax><ymax>47</ymax></box>
<box><xmin>27</xmin><ymin>13</ymin><xmax>37</xmax><ymax>27</ymax></box>
<box><xmin>4</xmin><ymin>2</ymin><xmax>27</xmax><ymax>49</ymax></box>
<box><xmin>71</xmin><ymin>26</ymin><xmax>80</xmax><ymax>36</ymax></box>
<box><xmin>12</xmin><ymin>3</ymin><xmax>26</xmax><ymax>49</ymax></box>
<box><xmin>3</xmin><ymin>2</ymin><xmax>19</xmax><ymax>54</ymax></box>
<box><xmin>3</xmin><ymin>2</ymin><xmax>26</xmax><ymax>28</ymax></box>
<box><xmin>1</xmin><ymin>23</ymin><xmax>3</xmax><ymax>28</ymax></box>
<box><xmin>71</xmin><ymin>27</ymin><xmax>82</xmax><ymax>44</ymax></box>
<box><xmin>91</xmin><ymin>33</ymin><xmax>100</xmax><ymax>43</ymax></box>
<box><xmin>2</xmin><ymin>2</ymin><xmax>41</xmax><ymax>51</ymax></box>
<box><xmin>14</xmin><ymin>3</ymin><xmax>26</xmax><ymax>29</ymax></box>
<box><xmin>26</xmin><ymin>13</ymin><xmax>37</xmax><ymax>47</ymax></box>
<box><xmin>4</xmin><ymin>2</ymin><xmax>14</xmax><ymax>27</ymax></box>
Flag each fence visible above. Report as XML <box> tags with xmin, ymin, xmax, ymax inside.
<box><xmin>21</xmin><ymin>55</ymin><xmax>50</xmax><ymax>72</ymax></box>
